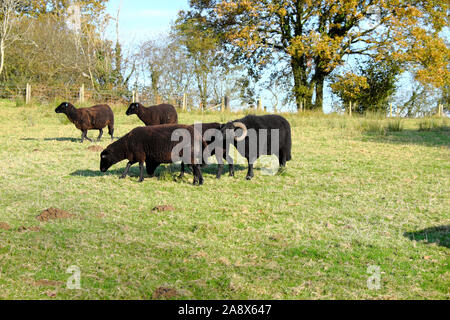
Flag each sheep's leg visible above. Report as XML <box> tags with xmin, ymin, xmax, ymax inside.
<box><xmin>246</xmin><ymin>163</ymin><xmax>254</xmax><ymax>181</ymax></box>
<box><xmin>81</xmin><ymin>130</ymin><xmax>92</xmax><ymax>143</ymax></box>
<box><xmin>138</xmin><ymin>162</ymin><xmax>145</xmax><ymax>183</ymax></box>
<box><xmin>97</xmin><ymin>129</ymin><xmax>103</xmax><ymax>141</ymax></box>
<box><xmin>279</xmin><ymin>150</ymin><xmax>287</xmax><ymax>167</ymax></box>
<box><xmin>192</xmin><ymin>165</ymin><xmax>204</xmax><ymax>186</ymax></box>
<box><xmin>215</xmin><ymin>152</ymin><xmax>224</xmax><ymax>179</ymax></box>
<box><xmin>108</xmin><ymin>126</ymin><xmax>114</xmax><ymax>140</ymax></box>
<box><xmin>225</xmin><ymin>153</ymin><xmax>235</xmax><ymax>177</ymax></box>
<box><xmin>120</xmin><ymin>162</ymin><xmax>133</xmax><ymax>179</ymax></box>
<box><xmin>179</xmin><ymin>162</ymin><xmax>186</xmax><ymax>178</ymax></box>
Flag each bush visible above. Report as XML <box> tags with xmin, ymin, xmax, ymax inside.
<box><xmin>358</xmin><ymin>119</ymin><xmax>386</xmax><ymax>135</ymax></box>
<box><xmin>418</xmin><ymin>118</ymin><xmax>449</xmax><ymax>132</ymax></box>
<box><xmin>386</xmin><ymin>119</ymin><xmax>404</xmax><ymax>132</ymax></box>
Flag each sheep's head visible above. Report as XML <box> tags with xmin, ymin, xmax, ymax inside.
<box><xmin>100</xmin><ymin>148</ymin><xmax>120</xmax><ymax>173</ymax></box>
<box><xmin>55</xmin><ymin>102</ymin><xmax>72</xmax><ymax>114</ymax></box>
<box><xmin>126</xmin><ymin>103</ymin><xmax>140</xmax><ymax>116</ymax></box>
<box><xmin>220</xmin><ymin>121</ymin><xmax>248</xmax><ymax>142</ymax></box>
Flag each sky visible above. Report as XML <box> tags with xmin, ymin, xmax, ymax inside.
<box><xmin>103</xmin><ymin>1</ymin><xmax>337</xmax><ymax>113</ymax></box>
<box><xmin>105</xmin><ymin>0</ymin><xmax>189</xmax><ymax>42</ymax></box>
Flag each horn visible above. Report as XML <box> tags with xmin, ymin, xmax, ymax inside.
<box><xmin>233</xmin><ymin>122</ymin><xmax>248</xmax><ymax>142</ymax></box>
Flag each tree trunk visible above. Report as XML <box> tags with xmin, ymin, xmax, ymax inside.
<box><xmin>0</xmin><ymin>39</ymin><xmax>5</xmax><ymax>76</ymax></box>
<box><xmin>314</xmin><ymin>78</ymin><xmax>324</xmax><ymax>111</ymax></box>
<box><xmin>291</xmin><ymin>57</ymin><xmax>310</xmax><ymax>112</ymax></box>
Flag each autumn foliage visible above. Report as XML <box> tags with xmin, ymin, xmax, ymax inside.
<box><xmin>184</xmin><ymin>0</ymin><xmax>449</xmax><ymax>111</ymax></box>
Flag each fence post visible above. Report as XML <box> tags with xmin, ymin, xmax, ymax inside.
<box><xmin>389</xmin><ymin>103</ymin><xmax>393</xmax><ymax>118</ymax></box>
<box><xmin>26</xmin><ymin>83</ymin><xmax>31</xmax><ymax>104</ymax></box>
<box><xmin>257</xmin><ymin>97</ymin><xmax>262</xmax><ymax>111</ymax></box>
<box><xmin>221</xmin><ymin>96</ymin><xmax>225</xmax><ymax>113</ymax></box>
<box><xmin>79</xmin><ymin>84</ymin><xmax>85</xmax><ymax>103</ymax></box>
<box><xmin>182</xmin><ymin>93</ymin><xmax>187</xmax><ymax>111</ymax></box>
<box><xmin>224</xmin><ymin>95</ymin><xmax>230</xmax><ymax>112</ymax></box>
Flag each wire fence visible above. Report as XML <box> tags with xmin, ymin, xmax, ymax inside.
<box><xmin>0</xmin><ymin>84</ymin><xmax>131</xmax><ymax>105</ymax></box>
<box><xmin>0</xmin><ymin>84</ymin><xmax>225</xmax><ymax>111</ymax></box>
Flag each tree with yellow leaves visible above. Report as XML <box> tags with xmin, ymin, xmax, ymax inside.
<box><xmin>184</xmin><ymin>0</ymin><xmax>449</xmax><ymax>111</ymax></box>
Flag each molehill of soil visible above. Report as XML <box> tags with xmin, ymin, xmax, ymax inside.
<box><xmin>33</xmin><ymin>279</ymin><xmax>64</xmax><ymax>287</ymax></box>
<box><xmin>87</xmin><ymin>146</ymin><xmax>104</xmax><ymax>152</ymax></box>
<box><xmin>36</xmin><ymin>208</ymin><xmax>75</xmax><ymax>222</ymax></box>
<box><xmin>152</xmin><ymin>205</ymin><xmax>176</xmax><ymax>212</ymax></box>
<box><xmin>18</xmin><ymin>226</ymin><xmax>41</xmax><ymax>233</ymax></box>
<box><xmin>152</xmin><ymin>287</ymin><xmax>179</xmax><ymax>300</ymax></box>
<box><xmin>0</xmin><ymin>222</ymin><xmax>11</xmax><ymax>230</ymax></box>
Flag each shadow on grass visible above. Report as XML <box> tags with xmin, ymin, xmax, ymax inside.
<box><xmin>361</xmin><ymin>129</ymin><xmax>450</xmax><ymax>149</ymax></box>
<box><xmin>44</xmin><ymin>137</ymin><xmax>82</xmax><ymax>143</ymax></box>
<box><xmin>20</xmin><ymin>137</ymin><xmax>81</xmax><ymax>143</ymax></box>
<box><xmin>71</xmin><ymin>164</ymin><xmax>248</xmax><ymax>179</ymax></box>
<box><xmin>404</xmin><ymin>225</ymin><xmax>449</xmax><ymax>249</ymax></box>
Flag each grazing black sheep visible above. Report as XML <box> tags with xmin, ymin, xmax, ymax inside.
<box><xmin>100</xmin><ymin>124</ymin><xmax>206</xmax><ymax>185</ymax></box>
<box><xmin>55</xmin><ymin>102</ymin><xmax>114</xmax><ymax>143</ymax></box>
<box><xmin>221</xmin><ymin>115</ymin><xmax>292</xmax><ymax>180</ymax></box>
<box><xmin>126</xmin><ymin>103</ymin><xmax>178</xmax><ymax>126</ymax></box>
<box><xmin>179</xmin><ymin>122</ymin><xmax>234</xmax><ymax>179</ymax></box>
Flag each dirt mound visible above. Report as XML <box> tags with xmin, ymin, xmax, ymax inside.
<box><xmin>152</xmin><ymin>287</ymin><xmax>179</xmax><ymax>300</ymax></box>
<box><xmin>0</xmin><ymin>222</ymin><xmax>10</xmax><ymax>230</ymax></box>
<box><xmin>18</xmin><ymin>226</ymin><xmax>41</xmax><ymax>233</ymax></box>
<box><xmin>152</xmin><ymin>205</ymin><xmax>175</xmax><ymax>212</ymax></box>
<box><xmin>33</xmin><ymin>279</ymin><xmax>64</xmax><ymax>287</ymax></box>
<box><xmin>36</xmin><ymin>208</ymin><xmax>74</xmax><ymax>222</ymax></box>
<box><xmin>87</xmin><ymin>146</ymin><xmax>104</xmax><ymax>152</ymax></box>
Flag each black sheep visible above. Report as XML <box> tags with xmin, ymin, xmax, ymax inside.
<box><xmin>100</xmin><ymin>124</ymin><xmax>206</xmax><ymax>185</ymax></box>
<box><xmin>126</xmin><ymin>103</ymin><xmax>178</xmax><ymax>126</ymax></box>
<box><xmin>179</xmin><ymin>122</ymin><xmax>235</xmax><ymax>179</ymax></box>
<box><xmin>221</xmin><ymin>115</ymin><xmax>292</xmax><ymax>180</ymax></box>
<box><xmin>55</xmin><ymin>102</ymin><xmax>115</xmax><ymax>143</ymax></box>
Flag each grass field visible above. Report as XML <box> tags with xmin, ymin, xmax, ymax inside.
<box><xmin>0</xmin><ymin>99</ymin><xmax>448</xmax><ymax>300</ymax></box>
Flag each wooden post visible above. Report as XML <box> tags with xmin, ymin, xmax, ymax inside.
<box><xmin>132</xmin><ymin>90</ymin><xmax>136</xmax><ymax>103</ymax></box>
<box><xmin>224</xmin><ymin>95</ymin><xmax>230</xmax><ymax>111</ymax></box>
<box><xmin>300</xmin><ymin>100</ymin><xmax>303</xmax><ymax>113</ymax></box>
<box><xmin>257</xmin><ymin>97</ymin><xmax>262</xmax><ymax>111</ymax></box>
<box><xmin>26</xmin><ymin>83</ymin><xmax>31</xmax><ymax>104</ymax></box>
<box><xmin>182</xmin><ymin>93</ymin><xmax>187</xmax><ymax>111</ymax></box>
<box><xmin>221</xmin><ymin>96</ymin><xmax>225</xmax><ymax>113</ymax></box>
<box><xmin>390</xmin><ymin>103</ymin><xmax>393</xmax><ymax>118</ymax></box>
<box><xmin>349</xmin><ymin>101</ymin><xmax>352</xmax><ymax>117</ymax></box>
<box><xmin>79</xmin><ymin>84</ymin><xmax>85</xmax><ymax>103</ymax></box>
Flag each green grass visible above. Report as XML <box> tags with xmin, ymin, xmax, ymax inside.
<box><xmin>0</xmin><ymin>99</ymin><xmax>448</xmax><ymax>300</ymax></box>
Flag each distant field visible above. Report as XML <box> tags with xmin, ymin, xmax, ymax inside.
<box><xmin>0</xmin><ymin>99</ymin><xmax>448</xmax><ymax>300</ymax></box>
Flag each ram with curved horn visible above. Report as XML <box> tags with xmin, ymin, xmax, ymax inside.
<box><xmin>221</xmin><ymin>115</ymin><xmax>292</xmax><ymax>180</ymax></box>
<box><xmin>233</xmin><ymin>122</ymin><xmax>248</xmax><ymax>142</ymax></box>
